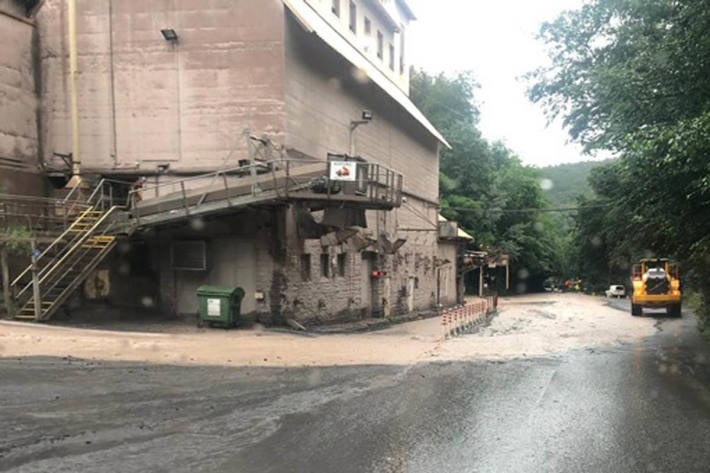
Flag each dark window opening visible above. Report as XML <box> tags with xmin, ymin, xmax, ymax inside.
<box><xmin>377</xmin><ymin>31</ymin><xmax>384</xmax><ymax>59</ymax></box>
<box><xmin>349</xmin><ymin>1</ymin><xmax>357</xmax><ymax>33</ymax></box>
<box><xmin>337</xmin><ymin>253</ymin><xmax>347</xmax><ymax>277</ymax></box>
<box><xmin>364</xmin><ymin>17</ymin><xmax>371</xmax><ymax>35</ymax></box>
<box><xmin>129</xmin><ymin>242</ymin><xmax>154</xmax><ymax>277</ymax></box>
<box><xmin>389</xmin><ymin>43</ymin><xmax>395</xmax><ymax>70</ymax></box>
<box><xmin>321</xmin><ymin>254</ymin><xmax>330</xmax><ymax>278</ymax></box>
<box><xmin>399</xmin><ymin>28</ymin><xmax>406</xmax><ymax>74</ymax></box>
<box><xmin>171</xmin><ymin>241</ymin><xmax>207</xmax><ymax>271</ymax></box>
<box><xmin>301</xmin><ymin>254</ymin><xmax>311</xmax><ymax>281</ymax></box>
<box><xmin>332</xmin><ymin>0</ymin><xmax>340</xmax><ymax>17</ymax></box>
<box><xmin>414</xmin><ymin>277</ymin><xmax>419</xmax><ymax>289</ymax></box>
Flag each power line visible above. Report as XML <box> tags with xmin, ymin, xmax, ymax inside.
<box><xmin>402</xmin><ymin>201</ymin><xmax>439</xmax><ymax>229</ymax></box>
<box><xmin>444</xmin><ymin>203</ymin><xmax>613</xmax><ymax>214</ymax></box>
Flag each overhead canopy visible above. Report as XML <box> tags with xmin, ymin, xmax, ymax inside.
<box><xmin>283</xmin><ymin>0</ymin><xmax>450</xmax><ymax>149</ymax></box>
<box><xmin>438</xmin><ymin>214</ymin><xmax>474</xmax><ymax>241</ymax></box>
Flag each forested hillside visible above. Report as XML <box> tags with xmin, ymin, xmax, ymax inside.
<box><xmin>540</xmin><ymin>161</ymin><xmax>610</xmax><ymax>206</ymax></box>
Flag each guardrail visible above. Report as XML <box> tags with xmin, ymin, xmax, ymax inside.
<box><xmin>441</xmin><ymin>296</ymin><xmax>498</xmax><ymax>339</ymax></box>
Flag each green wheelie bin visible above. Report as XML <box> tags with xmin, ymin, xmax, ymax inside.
<box><xmin>197</xmin><ymin>286</ymin><xmax>245</xmax><ymax>328</ymax></box>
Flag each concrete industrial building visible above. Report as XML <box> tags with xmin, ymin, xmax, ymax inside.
<box><xmin>1</xmin><ymin>0</ymin><xmax>474</xmax><ymax>325</ymax></box>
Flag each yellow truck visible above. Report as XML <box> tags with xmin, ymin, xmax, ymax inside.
<box><xmin>631</xmin><ymin>258</ymin><xmax>682</xmax><ymax>317</ymax></box>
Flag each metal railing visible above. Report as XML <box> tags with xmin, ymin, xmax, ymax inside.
<box><xmin>11</xmin><ymin>206</ymin><xmax>122</xmax><ymax>302</ymax></box>
<box><xmin>0</xmin><ymin>193</ymin><xmax>91</xmax><ymax>234</ymax></box>
<box><xmin>0</xmin><ymin>178</ymin><xmax>133</xmax><ymax>236</ymax></box>
<box><xmin>128</xmin><ymin>159</ymin><xmax>403</xmax><ymax>223</ymax></box>
<box><xmin>30</xmin><ymin>217</ymin><xmax>121</xmax><ymax>318</ymax></box>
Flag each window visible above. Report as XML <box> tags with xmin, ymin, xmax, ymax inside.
<box><xmin>389</xmin><ymin>43</ymin><xmax>395</xmax><ymax>70</ymax></box>
<box><xmin>364</xmin><ymin>17</ymin><xmax>371</xmax><ymax>35</ymax></box>
<box><xmin>301</xmin><ymin>254</ymin><xmax>311</xmax><ymax>281</ymax></box>
<box><xmin>349</xmin><ymin>1</ymin><xmax>357</xmax><ymax>33</ymax></box>
<box><xmin>337</xmin><ymin>253</ymin><xmax>347</xmax><ymax>277</ymax></box>
<box><xmin>171</xmin><ymin>241</ymin><xmax>207</xmax><ymax>271</ymax></box>
<box><xmin>377</xmin><ymin>30</ymin><xmax>383</xmax><ymax>59</ymax></box>
<box><xmin>331</xmin><ymin>0</ymin><xmax>340</xmax><ymax>17</ymax></box>
<box><xmin>320</xmin><ymin>254</ymin><xmax>330</xmax><ymax>278</ymax></box>
<box><xmin>399</xmin><ymin>28</ymin><xmax>406</xmax><ymax>74</ymax></box>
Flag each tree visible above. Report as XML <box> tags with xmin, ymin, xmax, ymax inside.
<box><xmin>0</xmin><ymin>225</ymin><xmax>31</xmax><ymax>317</ymax></box>
<box><xmin>411</xmin><ymin>69</ymin><xmax>561</xmax><ymax>292</ymax></box>
<box><xmin>529</xmin><ymin>0</ymin><xmax>710</xmax><ymax>324</ymax></box>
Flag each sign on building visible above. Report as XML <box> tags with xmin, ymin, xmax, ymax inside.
<box><xmin>207</xmin><ymin>298</ymin><xmax>221</xmax><ymax>317</ymax></box>
<box><xmin>329</xmin><ymin>161</ymin><xmax>357</xmax><ymax>181</ymax></box>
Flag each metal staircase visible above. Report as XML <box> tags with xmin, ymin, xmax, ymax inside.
<box><xmin>9</xmin><ymin>180</ymin><xmax>130</xmax><ymax>321</ymax></box>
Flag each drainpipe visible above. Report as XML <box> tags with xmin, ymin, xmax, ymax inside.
<box><xmin>66</xmin><ymin>0</ymin><xmax>83</xmax><ymax>188</ymax></box>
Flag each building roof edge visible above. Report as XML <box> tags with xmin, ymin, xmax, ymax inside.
<box><xmin>284</xmin><ymin>0</ymin><xmax>451</xmax><ymax>149</ymax></box>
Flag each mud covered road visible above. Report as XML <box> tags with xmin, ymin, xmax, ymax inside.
<box><xmin>2</xmin><ymin>294</ymin><xmax>710</xmax><ymax>472</ymax></box>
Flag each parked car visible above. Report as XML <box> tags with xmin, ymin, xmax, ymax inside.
<box><xmin>605</xmin><ymin>285</ymin><xmax>626</xmax><ymax>298</ymax></box>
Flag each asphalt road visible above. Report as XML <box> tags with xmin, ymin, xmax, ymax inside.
<box><xmin>2</xmin><ymin>298</ymin><xmax>710</xmax><ymax>472</ymax></box>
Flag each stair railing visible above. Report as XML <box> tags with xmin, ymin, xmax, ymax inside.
<box><xmin>37</xmin><ymin>218</ymin><xmax>121</xmax><ymax>307</ymax></box>
<box><xmin>12</xmin><ymin>206</ymin><xmax>121</xmax><ymax>303</ymax></box>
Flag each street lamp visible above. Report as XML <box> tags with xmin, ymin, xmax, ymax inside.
<box><xmin>161</xmin><ymin>28</ymin><xmax>179</xmax><ymax>42</ymax></box>
<box><xmin>349</xmin><ymin>110</ymin><xmax>373</xmax><ymax>156</ymax></box>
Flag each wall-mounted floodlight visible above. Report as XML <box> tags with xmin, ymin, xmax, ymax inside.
<box><xmin>349</xmin><ymin>111</ymin><xmax>373</xmax><ymax>155</ymax></box>
<box><xmin>161</xmin><ymin>29</ymin><xmax>179</xmax><ymax>42</ymax></box>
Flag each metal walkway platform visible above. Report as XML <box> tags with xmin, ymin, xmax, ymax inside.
<box><xmin>131</xmin><ymin>159</ymin><xmax>403</xmax><ymax>227</ymax></box>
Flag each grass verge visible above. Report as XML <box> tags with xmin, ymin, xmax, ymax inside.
<box><xmin>686</xmin><ymin>291</ymin><xmax>710</xmax><ymax>343</ymax></box>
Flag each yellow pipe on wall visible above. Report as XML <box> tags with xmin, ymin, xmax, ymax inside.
<box><xmin>67</xmin><ymin>0</ymin><xmax>82</xmax><ymax>187</ymax></box>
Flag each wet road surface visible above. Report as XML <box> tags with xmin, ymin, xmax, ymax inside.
<box><xmin>2</xmin><ymin>299</ymin><xmax>710</xmax><ymax>472</ymax></box>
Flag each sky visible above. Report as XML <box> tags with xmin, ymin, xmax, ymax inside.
<box><xmin>408</xmin><ymin>0</ymin><xmax>603</xmax><ymax>168</ymax></box>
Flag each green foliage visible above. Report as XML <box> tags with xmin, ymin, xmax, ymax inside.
<box><xmin>411</xmin><ymin>69</ymin><xmax>561</xmax><ymax>291</ymax></box>
<box><xmin>529</xmin><ymin>0</ymin><xmax>710</xmax><ymax>153</ymax></box>
<box><xmin>540</xmin><ymin>160</ymin><xmax>611</xmax><ymax>206</ymax></box>
<box><xmin>0</xmin><ymin>226</ymin><xmax>32</xmax><ymax>253</ymax></box>
<box><xmin>530</xmin><ymin>0</ymin><xmax>710</xmax><ymax>322</ymax></box>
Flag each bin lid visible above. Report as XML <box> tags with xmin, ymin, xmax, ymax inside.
<box><xmin>196</xmin><ymin>286</ymin><xmax>245</xmax><ymax>298</ymax></box>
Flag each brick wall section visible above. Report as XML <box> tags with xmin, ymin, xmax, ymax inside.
<box><xmin>36</xmin><ymin>0</ymin><xmax>287</xmax><ymax>172</ymax></box>
<box><xmin>277</xmin><ymin>199</ymin><xmax>447</xmax><ymax>324</ymax></box>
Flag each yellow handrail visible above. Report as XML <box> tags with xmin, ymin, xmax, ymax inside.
<box><xmin>14</xmin><ymin>206</ymin><xmax>120</xmax><ymax>300</ymax></box>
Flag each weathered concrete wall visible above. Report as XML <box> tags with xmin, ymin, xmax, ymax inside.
<box><xmin>283</xmin><ymin>12</ymin><xmax>439</xmax><ymax>202</ymax></box>
<box><xmin>0</xmin><ymin>2</ymin><xmax>45</xmax><ymax>194</ymax></box>
<box><xmin>437</xmin><ymin>240</ymin><xmax>458</xmax><ymax>306</ymax></box>
<box><xmin>36</xmin><ymin>0</ymin><xmax>287</xmax><ymax>173</ymax></box>
<box><xmin>148</xmin><ymin>209</ymin><xmax>278</xmax><ymax>318</ymax></box>
<box><xmin>305</xmin><ymin>0</ymin><xmax>411</xmax><ymax>93</ymax></box>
